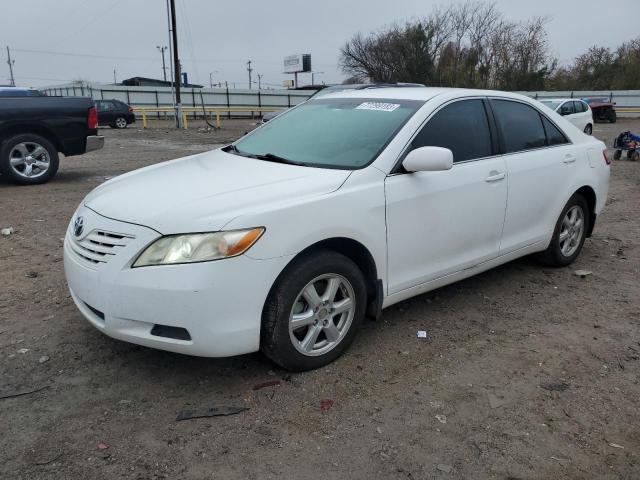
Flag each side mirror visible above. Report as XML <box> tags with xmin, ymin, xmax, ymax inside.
<box><xmin>402</xmin><ymin>146</ymin><xmax>454</xmax><ymax>173</ymax></box>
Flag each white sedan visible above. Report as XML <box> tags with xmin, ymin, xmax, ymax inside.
<box><xmin>64</xmin><ymin>88</ymin><xmax>610</xmax><ymax>371</ymax></box>
<box><xmin>540</xmin><ymin>98</ymin><xmax>594</xmax><ymax>135</ymax></box>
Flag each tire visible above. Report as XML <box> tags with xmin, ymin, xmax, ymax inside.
<box><xmin>613</xmin><ymin>150</ymin><xmax>622</xmax><ymax>160</ymax></box>
<box><xmin>583</xmin><ymin>124</ymin><xmax>592</xmax><ymax>135</ymax></box>
<box><xmin>114</xmin><ymin>117</ymin><xmax>128</xmax><ymax>129</ymax></box>
<box><xmin>609</xmin><ymin>110</ymin><xmax>617</xmax><ymax>123</ymax></box>
<box><xmin>0</xmin><ymin>133</ymin><xmax>59</xmax><ymax>185</ymax></box>
<box><xmin>261</xmin><ymin>250</ymin><xmax>367</xmax><ymax>371</ymax></box>
<box><xmin>631</xmin><ymin>151</ymin><xmax>639</xmax><ymax>162</ymax></box>
<box><xmin>536</xmin><ymin>194</ymin><xmax>590</xmax><ymax>267</ymax></box>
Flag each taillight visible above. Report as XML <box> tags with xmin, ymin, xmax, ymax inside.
<box><xmin>128</xmin><ymin>106</ymin><xmax>133</xmax><ymax>113</ymax></box>
<box><xmin>603</xmin><ymin>149</ymin><xmax>611</xmax><ymax>165</ymax></box>
<box><xmin>88</xmin><ymin>106</ymin><xmax>98</xmax><ymax>130</ymax></box>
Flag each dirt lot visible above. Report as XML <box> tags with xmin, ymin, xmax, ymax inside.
<box><xmin>1</xmin><ymin>118</ymin><xmax>638</xmax><ymax>480</ymax></box>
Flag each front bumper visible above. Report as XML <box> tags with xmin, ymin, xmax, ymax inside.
<box><xmin>63</xmin><ymin>205</ymin><xmax>292</xmax><ymax>357</ymax></box>
<box><xmin>85</xmin><ymin>135</ymin><xmax>105</xmax><ymax>153</ymax></box>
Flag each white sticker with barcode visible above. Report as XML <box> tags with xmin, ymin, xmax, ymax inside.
<box><xmin>356</xmin><ymin>102</ymin><xmax>401</xmax><ymax>112</ymax></box>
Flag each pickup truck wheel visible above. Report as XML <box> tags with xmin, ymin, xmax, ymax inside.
<box><xmin>114</xmin><ymin>117</ymin><xmax>128</xmax><ymax>129</ymax></box>
<box><xmin>0</xmin><ymin>134</ymin><xmax>59</xmax><ymax>185</ymax></box>
<box><xmin>261</xmin><ymin>250</ymin><xmax>367</xmax><ymax>371</ymax></box>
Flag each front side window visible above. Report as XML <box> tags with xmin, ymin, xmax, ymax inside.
<box><xmin>410</xmin><ymin>99</ymin><xmax>493</xmax><ymax>162</ymax></box>
<box><xmin>233</xmin><ymin>98</ymin><xmax>422</xmax><ymax>169</ymax></box>
<box><xmin>491</xmin><ymin>100</ymin><xmax>547</xmax><ymax>153</ymax></box>
<box><xmin>559</xmin><ymin>102</ymin><xmax>574</xmax><ymax>116</ymax></box>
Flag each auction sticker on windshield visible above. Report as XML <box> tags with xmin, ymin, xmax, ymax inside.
<box><xmin>356</xmin><ymin>102</ymin><xmax>401</xmax><ymax>112</ymax></box>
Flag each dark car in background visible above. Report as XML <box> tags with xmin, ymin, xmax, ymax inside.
<box><xmin>95</xmin><ymin>99</ymin><xmax>135</xmax><ymax>129</ymax></box>
<box><xmin>0</xmin><ymin>87</ymin><xmax>45</xmax><ymax>97</ymax></box>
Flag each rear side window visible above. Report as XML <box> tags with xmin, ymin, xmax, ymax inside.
<box><xmin>576</xmin><ymin>101</ymin><xmax>587</xmax><ymax>113</ymax></box>
<box><xmin>491</xmin><ymin>100</ymin><xmax>546</xmax><ymax>153</ymax></box>
<box><xmin>541</xmin><ymin>117</ymin><xmax>569</xmax><ymax>146</ymax></box>
<box><xmin>411</xmin><ymin>99</ymin><xmax>492</xmax><ymax>162</ymax></box>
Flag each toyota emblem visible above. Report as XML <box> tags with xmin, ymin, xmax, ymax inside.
<box><xmin>74</xmin><ymin>216</ymin><xmax>84</xmax><ymax>237</ymax></box>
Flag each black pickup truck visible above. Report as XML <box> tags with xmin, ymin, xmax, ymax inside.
<box><xmin>0</xmin><ymin>90</ymin><xmax>104</xmax><ymax>185</ymax></box>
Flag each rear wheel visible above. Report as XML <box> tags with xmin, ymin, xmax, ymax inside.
<box><xmin>631</xmin><ymin>151</ymin><xmax>639</xmax><ymax>162</ymax></box>
<box><xmin>261</xmin><ymin>250</ymin><xmax>367</xmax><ymax>371</ymax></box>
<box><xmin>0</xmin><ymin>133</ymin><xmax>59</xmax><ymax>185</ymax></box>
<box><xmin>613</xmin><ymin>150</ymin><xmax>622</xmax><ymax>160</ymax></box>
<box><xmin>536</xmin><ymin>194</ymin><xmax>589</xmax><ymax>267</ymax></box>
<box><xmin>608</xmin><ymin>110</ymin><xmax>617</xmax><ymax>123</ymax></box>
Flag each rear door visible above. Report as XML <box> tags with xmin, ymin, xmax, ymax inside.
<box><xmin>385</xmin><ymin>98</ymin><xmax>508</xmax><ymax>294</ymax></box>
<box><xmin>491</xmin><ymin>99</ymin><xmax>576</xmax><ymax>253</ymax></box>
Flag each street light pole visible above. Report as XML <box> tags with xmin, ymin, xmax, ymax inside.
<box><xmin>156</xmin><ymin>45</ymin><xmax>168</xmax><ymax>82</ymax></box>
<box><xmin>257</xmin><ymin>74</ymin><xmax>263</xmax><ymax>90</ymax></box>
<box><xmin>246</xmin><ymin>60</ymin><xmax>253</xmax><ymax>89</ymax></box>
<box><xmin>6</xmin><ymin>46</ymin><xmax>15</xmax><ymax>86</ymax></box>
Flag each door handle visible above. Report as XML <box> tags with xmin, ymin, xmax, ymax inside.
<box><xmin>485</xmin><ymin>171</ymin><xmax>506</xmax><ymax>182</ymax></box>
<box><xmin>563</xmin><ymin>155</ymin><xmax>577</xmax><ymax>164</ymax></box>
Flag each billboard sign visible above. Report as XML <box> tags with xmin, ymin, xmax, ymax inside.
<box><xmin>284</xmin><ymin>54</ymin><xmax>311</xmax><ymax>74</ymax></box>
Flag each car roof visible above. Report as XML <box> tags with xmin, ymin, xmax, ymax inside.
<box><xmin>316</xmin><ymin>86</ymin><xmax>534</xmax><ymax>103</ymax></box>
<box><xmin>539</xmin><ymin>98</ymin><xmax>585</xmax><ymax>103</ymax></box>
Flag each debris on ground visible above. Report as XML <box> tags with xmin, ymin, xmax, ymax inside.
<box><xmin>97</xmin><ymin>442</ymin><xmax>109</xmax><ymax>450</ymax></box>
<box><xmin>17</xmin><ymin>348</ymin><xmax>30</xmax><ymax>354</ymax></box>
<box><xmin>320</xmin><ymin>399</ymin><xmax>334</xmax><ymax>412</ymax></box>
<box><xmin>436</xmin><ymin>464</ymin><xmax>453</xmax><ymax>473</ymax></box>
<box><xmin>25</xmin><ymin>271</ymin><xmax>38</xmax><ymax>278</ymax></box>
<box><xmin>574</xmin><ymin>270</ymin><xmax>592</xmax><ymax>278</ymax></box>
<box><xmin>608</xmin><ymin>442</ymin><xmax>625</xmax><ymax>449</ymax></box>
<box><xmin>38</xmin><ymin>356</ymin><xmax>50</xmax><ymax>364</ymax></box>
<box><xmin>435</xmin><ymin>414</ymin><xmax>447</xmax><ymax>424</ymax></box>
<box><xmin>551</xmin><ymin>455</ymin><xmax>571</xmax><ymax>466</ymax></box>
<box><xmin>1</xmin><ymin>227</ymin><xmax>14</xmax><ymax>236</ymax></box>
<box><xmin>487</xmin><ymin>393</ymin><xmax>506</xmax><ymax>409</ymax></box>
<box><xmin>175</xmin><ymin>406</ymin><xmax>249</xmax><ymax>421</ymax></box>
<box><xmin>540</xmin><ymin>382</ymin><xmax>570</xmax><ymax>392</ymax></box>
<box><xmin>416</xmin><ymin>330</ymin><xmax>428</xmax><ymax>338</ymax></box>
<box><xmin>33</xmin><ymin>453</ymin><xmax>63</xmax><ymax>466</ymax></box>
<box><xmin>0</xmin><ymin>385</ymin><xmax>49</xmax><ymax>401</ymax></box>
<box><xmin>252</xmin><ymin>380</ymin><xmax>281</xmax><ymax>390</ymax></box>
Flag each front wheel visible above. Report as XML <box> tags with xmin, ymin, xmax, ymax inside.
<box><xmin>536</xmin><ymin>194</ymin><xmax>590</xmax><ymax>267</ymax></box>
<box><xmin>0</xmin><ymin>133</ymin><xmax>59</xmax><ymax>185</ymax></box>
<box><xmin>261</xmin><ymin>250</ymin><xmax>367</xmax><ymax>371</ymax></box>
<box><xmin>583</xmin><ymin>124</ymin><xmax>592</xmax><ymax>135</ymax></box>
<box><xmin>113</xmin><ymin>117</ymin><xmax>128</xmax><ymax>129</ymax></box>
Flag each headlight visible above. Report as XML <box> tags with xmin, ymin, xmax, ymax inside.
<box><xmin>132</xmin><ymin>227</ymin><xmax>265</xmax><ymax>267</ymax></box>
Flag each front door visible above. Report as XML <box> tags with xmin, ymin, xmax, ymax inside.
<box><xmin>385</xmin><ymin>99</ymin><xmax>508</xmax><ymax>295</ymax></box>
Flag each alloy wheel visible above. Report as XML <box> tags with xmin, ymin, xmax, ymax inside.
<box><xmin>9</xmin><ymin>142</ymin><xmax>50</xmax><ymax>179</ymax></box>
<box><xmin>559</xmin><ymin>205</ymin><xmax>584</xmax><ymax>257</ymax></box>
<box><xmin>116</xmin><ymin>117</ymin><xmax>127</xmax><ymax>128</ymax></box>
<box><xmin>289</xmin><ymin>274</ymin><xmax>356</xmax><ymax>356</ymax></box>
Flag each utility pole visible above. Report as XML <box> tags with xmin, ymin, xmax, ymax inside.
<box><xmin>257</xmin><ymin>74</ymin><xmax>263</xmax><ymax>90</ymax></box>
<box><xmin>165</xmin><ymin>0</ymin><xmax>176</xmax><ymax>114</ymax></box>
<box><xmin>6</xmin><ymin>46</ymin><xmax>15</xmax><ymax>86</ymax></box>
<box><xmin>169</xmin><ymin>0</ymin><xmax>182</xmax><ymax>128</ymax></box>
<box><xmin>113</xmin><ymin>69</ymin><xmax>117</xmax><ymax>84</ymax></box>
<box><xmin>246</xmin><ymin>60</ymin><xmax>253</xmax><ymax>89</ymax></box>
<box><xmin>157</xmin><ymin>45</ymin><xmax>168</xmax><ymax>81</ymax></box>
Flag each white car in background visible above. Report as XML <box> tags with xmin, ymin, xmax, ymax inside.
<box><xmin>64</xmin><ymin>88</ymin><xmax>610</xmax><ymax>371</ymax></box>
<box><xmin>540</xmin><ymin>98</ymin><xmax>594</xmax><ymax>135</ymax></box>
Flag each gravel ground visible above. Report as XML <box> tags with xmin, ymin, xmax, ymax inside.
<box><xmin>0</xmin><ymin>118</ymin><xmax>638</xmax><ymax>479</ymax></box>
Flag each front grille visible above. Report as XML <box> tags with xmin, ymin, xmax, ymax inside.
<box><xmin>69</xmin><ymin>229</ymin><xmax>134</xmax><ymax>265</ymax></box>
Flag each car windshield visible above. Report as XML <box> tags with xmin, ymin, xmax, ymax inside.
<box><xmin>540</xmin><ymin>100</ymin><xmax>562</xmax><ymax>109</ymax></box>
<box><xmin>232</xmin><ymin>98</ymin><xmax>423</xmax><ymax>169</ymax></box>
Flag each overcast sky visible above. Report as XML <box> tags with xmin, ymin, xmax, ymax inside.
<box><xmin>2</xmin><ymin>0</ymin><xmax>638</xmax><ymax>88</ymax></box>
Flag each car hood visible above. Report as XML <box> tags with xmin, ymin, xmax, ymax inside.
<box><xmin>84</xmin><ymin>149</ymin><xmax>351</xmax><ymax>233</ymax></box>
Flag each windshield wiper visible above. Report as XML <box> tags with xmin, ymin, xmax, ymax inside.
<box><xmin>224</xmin><ymin>145</ymin><xmax>306</xmax><ymax>166</ymax></box>
<box><xmin>253</xmin><ymin>153</ymin><xmax>306</xmax><ymax>166</ymax></box>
